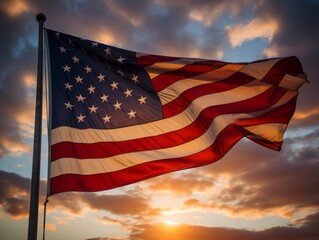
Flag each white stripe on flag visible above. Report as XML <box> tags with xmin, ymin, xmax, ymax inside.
<box><xmin>157</xmin><ymin>64</ymin><xmax>245</xmax><ymax>105</ymax></box>
<box><xmin>51</xmin><ymin>80</ymin><xmax>288</xmax><ymax>145</ymax></box>
<box><xmin>51</xmin><ymin>112</ymin><xmax>288</xmax><ymax>177</ymax></box>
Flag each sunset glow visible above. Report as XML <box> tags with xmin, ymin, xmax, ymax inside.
<box><xmin>0</xmin><ymin>1</ymin><xmax>318</xmax><ymax>240</ymax></box>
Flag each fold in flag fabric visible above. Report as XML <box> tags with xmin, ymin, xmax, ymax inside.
<box><xmin>45</xmin><ymin>29</ymin><xmax>307</xmax><ymax>195</ymax></box>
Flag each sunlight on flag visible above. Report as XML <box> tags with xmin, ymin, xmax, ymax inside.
<box><xmin>45</xmin><ymin>29</ymin><xmax>307</xmax><ymax>195</ymax></box>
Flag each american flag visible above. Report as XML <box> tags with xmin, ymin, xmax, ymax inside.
<box><xmin>45</xmin><ymin>29</ymin><xmax>306</xmax><ymax>195</ymax></box>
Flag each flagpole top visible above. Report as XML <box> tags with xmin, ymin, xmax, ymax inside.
<box><xmin>36</xmin><ymin>13</ymin><xmax>46</xmax><ymax>23</ymax></box>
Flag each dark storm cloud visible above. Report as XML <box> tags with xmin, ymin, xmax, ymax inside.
<box><xmin>0</xmin><ymin>6</ymin><xmax>38</xmax><ymax>157</ymax></box>
<box><xmin>0</xmin><ymin>169</ymin><xmax>155</xmax><ymax>218</ymax></box>
<box><xmin>254</xmin><ymin>0</ymin><xmax>319</xmax><ymax>111</ymax></box>
<box><xmin>35</xmin><ymin>0</ymin><xmax>230</xmax><ymax>57</ymax></box>
<box><xmin>49</xmin><ymin>190</ymin><xmax>154</xmax><ymax>217</ymax></box>
<box><xmin>1</xmin><ymin>0</ymin><xmax>316</xmax><ymax>158</ymax></box>
<box><xmin>0</xmin><ymin>0</ymin><xmax>238</xmax><ymax>156</ymax></box>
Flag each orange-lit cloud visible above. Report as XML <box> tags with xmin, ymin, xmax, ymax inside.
<box><xmin>146</xmin><ymin>173</ymin><xmax>214</xmax><ymax>195</ymax></box>
<box><xmin>187</xmin><ymin>1</ymin><xmax>244</xmax><ymax>26</ymax></box>
<box><xmin>182</xmin><ymin>130</ymin><xmax>319</xmax><ymax>219</ymax></box>
<box><xmin>227</xmin><ymin>18</ymin><xmax>279</xmax><ymax>47</ymax></box>
<box><xmin>3</xmin><ymin>0</ymin><xmax>30</xmax><ymax>16</ymax></box>
<box><xmin>0</xmin><ymin>170</ymin><xmax>31</xmax><ymax>219</ymax></box>
<box><xmin>45</xmin><ymin>223</ymin><xmax>57</xmax><ymax>232</ymax></box>
<box><xmin>105</xmin><ymin>0</ymin><xmax>144</xmax><ymax>26</ymax></box>
<box><xmin>1</xmin><ymin>1</ymin><xmax>319</xmax><ymax>239</ymax></box>
<box><xmin>128</xmin><ymin>213</ymin><xmax>319</xmax><ymax>240</ymax></box>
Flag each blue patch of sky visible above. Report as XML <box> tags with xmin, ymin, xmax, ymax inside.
<box><xmin>212</xmin><ymin>4</ymin><xmax>255</xmax><ymax>30</ymax></box>
<box><xmin>148</xmin><ymin>3</ymin><xmax>169</xmax><ymax>16</ymax></box>
<box><xmin>177</xmin><ymin>5</ymin><xmax>267</xmax><ymax>62</ymax></box>
<box><xmin>285</xmin><ymin>125</ymin><xmax>319</xmax><ymax>139</ymax></box>
<box><xmin>132</xmin><ymin>29</ymin><xmax>152</xmax><ymax>45</ymax></box>
<box><xmin>223</xmin><ymin>38</ymin><xmax>270</xmax><ymax>62</ymax></box>
<box><xmin>0</xmin><ymin>154</ymin><xmax>32</xmax><ymax>178</ymax></box>
<box><xmin>179</xmin><ymin>21</ymin><xmax>207</xmax><ymax>47</ymax></box>
<box><xmin>208</xmin><ymin>5</ymin><xmax>267</xmax><ymax>62</ymax></box>
<box><xmin>132</xmin><ymin>3</ymin><xmax>170</xmax><ymax>45</ymax></box>
<box><xmin>11</xmin><ymin>38</ymin><xmax>28</xmax><ymax>58</ymax></box>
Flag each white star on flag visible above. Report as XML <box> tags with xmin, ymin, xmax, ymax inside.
<box><xmin>131</xmin><ymin>74</ymin><xmax>139</xmax><ymax>84</ymax></box>
<box><xmin>45</xmin><ymin>29</ymin><xmax>307</xmax><ymax>197</ymax></box>
<box><xmin>104</xmin><ymin>47</ymin><xmax>111</xmax><ymax>55</ymax></box>
<box><xmin>64</xmin><ymin>82</ymin><xmax>73</xmax><ymax>90</ymax></box>
<box><xmin>110</xmin><ymin>81</ymin><xmax>119</xmax><ymax>90</ymax></box>
<box><xmin>113</xmin><ymin>101</ymin><xmax>122</xmax><ymax>110</ymax></box>
<box><xmin>75</xmin><ymin>75</ymin><xmax>83</xmax><ymax>83</ymax></box>
<box><xmin>72</xmin><ymin>56</ymin><xmax>80</xmax><ymax>63</ymax></box>
<box><xmin>85</xmin><ymin>65</ymin><xmax>92</xmax><ymax>73</ymax></box>
<box><xmin>103</xmin><ymin>114</ymin><xmax>111</xmax><ymax>123</ymax></box>
<box><xmin>76</xmin><ymin>114</ymin><xmax>86</xmax><ymax>123</ymax></box>
<box><xmin>59</xmin><ymin>46</ymin><xmax>67</xmax><ymax>53</ymax></box>
<box><xmin>76</xmin><ymin>94</ymin><xmax>86</xmax><ymax>102</ymax></box>
<box><xmin>97</xmin><ymin>73</ymin><xmax>105</xmax><ymax>82</ymax></box>
<box><xmin>87</xmin><ymin>85</ymin><xmax>96</xmax><ymax>94</ymax></box>
<box><xmin>138</xmin><ymin>95</ymin><xmax>147</xmax><ymax>105</ymax></box>
<box><xmin>64</xmin><ymin>102</ymin><xmax>74</xmax><ymax>109</ymax></box>
<box><xmin>117</xmin><ymin>56</ymin><xmax>126</xmax><ymax>63</ymax></box>
<box><xmin>88</xmin><ymin>105</ymin><xmax>99</xmax><ymax>113</ymax></box>
<box><xmin>63</xmin><ymin>65</ymin><xmax>71</xmax><ymax>72</ymax></box>
<box><xmin>127</xmin><ymin>109</ymin><xmax>136</xmax><ymax>119</ymax></box>
<box><xmin>100</xmin><ymin>94</ymin><xmax>109</xmax><ymax>103</ymax></box>
<box><xmin>124</xmin><ymin>89</ymin><xmax>133</xmax><ymax>98</ymax></box>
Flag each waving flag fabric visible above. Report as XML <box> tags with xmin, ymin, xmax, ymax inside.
<box><xmin>45</xmin><ymin>29</ymin><xmax>306</xmax><ymax>195</ymax></box>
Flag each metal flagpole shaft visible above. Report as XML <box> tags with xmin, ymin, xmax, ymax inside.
<box><xmin>28</xmin><ymin>13</ymin><xmax>46</xmax><ymax>240</ymax></box>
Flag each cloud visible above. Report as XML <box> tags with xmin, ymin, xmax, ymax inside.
<box><xmin>180</xmin><ymin>129</ymin><xmax>319</xmax><ymax>219</ymax></box>
<box><xmin>82</xmin><ymin>194</ymin><xmax>151</xmax><ymax>216</ymax></box>
<box><xmin>0</xmin><ymin>0</ymin><xmax>235</xmax><ymax>157</ymax></box>
<box><xmin>1</xmin><ymin>0</ymin><xmax>318</xmax><ymax>158</ymax></box>
<box><xmin>292</xmin><ymin>211</ymin><xmax>319</xmax><ymax>228</ymax></box>
<box><xmin>0</xmin><ymin>0</ymin><xmax>229</xmax><ymax>157</ymax></box>
<box><xmin>0</xmin><ymin>170</ymin><xmax>31</xmax><ymax>218</ymax></box>
<box><xmin>252</xmin><ymin>0</ymin><xmax>319</xmax><ymax>114</ymax></box>
<box><xmin>291</xmin><ymin>108</ymin><xmax>319</xmax><ymax>128</ymax></box>
<box><xmin>146</xmin><ymin>173</ymin><xmax>214</xmax><ymax>196</ymax></box>
<box><xmin>0</xmin><ymin>7</ymin><xmax>39</xmax><ymax>157</ymax></box>
<box><xmin>0</xmin><ymin>169</ymin><xmax>156</xmax><ymax>222</ymax></box>
<box><xmin>47</xmin><ymin>190</ymin><xmax>156</xmax><ymax>220</ymax></box>
<box><xmin>2</xmin><ymin>0</ymin><xmax>31</xmax><ymax>16</ymax></box>
<box><xmin>3</xmin><ymin>166</ymin><xmax>317</xmax><ymax>240</ymax></box>
<box><xmin>86</xmin><ymin>238</ymin><xmax>127</xmax><ymax>240</ymax></box>
<box><xmin>129</xmin><ymin>212</ymin><xmax>319</xmax><ymax>240</ymax></box>
<box><xmin>227</xmin><ymin>18</ymin><xmax>278</xmax><ymax>47</ymax></box>
<box><xmin>256</xmin><ymin>0</ymin><xmax>319</xmax><ymax>57</ymax></box>
<box><xmin>188</xmin><ymin>1</ymin><xmax>242</xmax><ymax>27</ymax></box>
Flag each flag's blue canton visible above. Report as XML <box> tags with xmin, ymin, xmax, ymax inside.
<box><xmin>46</xmin><ymin>29</ymin><xmax>163</xmax><ymax>129</ymax></box>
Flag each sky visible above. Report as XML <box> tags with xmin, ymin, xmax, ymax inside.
<box><xmin>0</xmin><ymin>0</ymin><xmax>319</xmax><ymax>239</ymax></box>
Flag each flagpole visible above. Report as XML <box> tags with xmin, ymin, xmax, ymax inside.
<box><xmin>28</xmin><ymin>13</ymin><xmax>46</xmax><ymax>240</ymax></box>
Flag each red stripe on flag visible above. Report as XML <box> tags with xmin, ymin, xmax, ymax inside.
<box><xmin>50</xmin><ymin>124</ymin><xmax>245</xmax><ymax>194</ymax></box>
<box><xmin>151</xmin><ymin>61</ymin><xmax>228</xmax><ymax>92</ymax></box>
<box><xmin>162</xmin><ymin>72</ymin><xmax>256</xmax><ymax>118</ymax></box>
<box><xmin>51</xmin><ymin>86</ymin><xmax>288</xmax><ymax>161</ymax></box>
<box><xmin>262</xmin><ymin>56</ymin><xmax>304</xmax><ymax>85</ymax></box>
<box><xmin>137</xmin><ymin>55</ymin><xmax>180</xmax><ymax>67</ymax></box>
